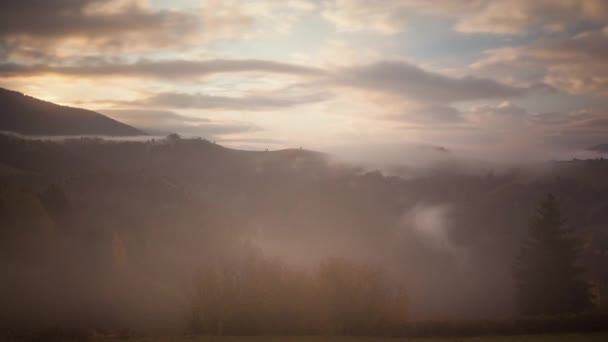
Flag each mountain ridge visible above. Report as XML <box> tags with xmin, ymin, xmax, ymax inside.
<box><xmin>0</xmin><ymin>87</ymin><xmax>144</xmax><ymax>136</ymax></box>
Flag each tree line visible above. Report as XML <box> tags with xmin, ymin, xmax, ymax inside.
<box><xmin>0</xmin><ymin>134</ymin><xmax>605</xmax><ymax>337</ymax></box>
<box><xmin>0</xmin><ymin>184</ymin><xmax>600</xmax><ymax>336</ymax></box>
<box><xmin>189</xmin><ymin>253</ymin><xmax>408</xmax><ymax>335</ymax></box>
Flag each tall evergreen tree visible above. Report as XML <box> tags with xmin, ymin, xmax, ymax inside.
<box><xmin>514</xmin><ymin>194</ymin><xmax>593</xmax><ymax>316</ymax></box>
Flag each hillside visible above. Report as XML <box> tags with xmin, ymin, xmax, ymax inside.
<box><xmin>1</xmin><ymin>134</ymin><xmax>607</xmax><ymax>333</ymax></box>
<box><xmin>0</xmin><ymin>88</ymin><xmax>144</xmax><ymax>136</ymax></box>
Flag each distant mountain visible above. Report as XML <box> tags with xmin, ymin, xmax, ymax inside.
<box><xmin>0</xmin><ymin>87</ymin><xmax>144</xmax><ymax>136</ymax></box>
<box><xmin>587</xmin><ymin>144</ymin><xmax>608</xmax><ymax>153</ymax></box>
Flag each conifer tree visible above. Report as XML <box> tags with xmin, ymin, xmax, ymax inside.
<box><xmin>514</xmin><ymin>194</ymin><xmax>593</xmax><ymax>315</ymax></box>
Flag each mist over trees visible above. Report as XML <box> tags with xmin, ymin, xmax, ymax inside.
<box><xmin>514</xmin><ymin>194</ymin><xmax>594</xmax><ymax>316</ymax></box>
<box><xmin>189</xmin><ymin>253</ymin><xmax>408</xmax><ymax>335</ymax></box>
<box><xmin>0</xmin><ymin>133</ymin><xmax>607</xmax><ymax>336</ymax></box>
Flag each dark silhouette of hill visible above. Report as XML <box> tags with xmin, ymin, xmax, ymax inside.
<box><xmin>0</xmin><ymin>87</ymin><xmax>144</xmax><ymax>136</ymax></box>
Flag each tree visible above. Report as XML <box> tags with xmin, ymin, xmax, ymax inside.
<box><xmin>316</xmin><ymin>257</ymin><xmax>407</xmax><ymax>334</ymax></box>
<box><xmin>0</xmin><ymin>184</ymin><xmax>55</xmax><ymax>260</ymax></box>
<box><xmin>40</xmin><ymin>184</ymin><xmax>72</xmax><ymax>229</ymax></box>
<box><xmin>514</xmin><ymin>193</ymin><xmax>593</xmax><ymax>316</ymax></box>
<box><xmin>166</xmin><ymin>133</ymin><xmax>181</xmax><ymax>142</ymax></box>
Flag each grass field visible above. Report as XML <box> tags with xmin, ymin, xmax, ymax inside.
<box><xmin>96</xmin><ymin>334</ymin><xmax>608</xmax><ymax>342</ymax></box>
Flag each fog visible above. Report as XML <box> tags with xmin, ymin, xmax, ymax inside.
<box><xmin>1</xmin><ymin>133</ymin><xmax>607</xmax><ymax>336</ymax></box>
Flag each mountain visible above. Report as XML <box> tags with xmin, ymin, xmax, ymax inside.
<box><xmin>0</xmin><ymin>87</ymin><xmax>144</xmax><ymax>136</ymax></box>
<box><xmin>587</xmin><ymin>144</ymin><xmax>608</xmax><ymax>153</ymax></box>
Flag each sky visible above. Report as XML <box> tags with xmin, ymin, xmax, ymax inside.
<box><xmin>2</xmin><ymin>0</ymin><xmax>608</xmax><ymax>162</ymax></box>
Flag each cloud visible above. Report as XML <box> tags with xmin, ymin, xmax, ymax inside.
<box><xmin>1</xmin><ymin>58</ymin><xmax>521</xmax><ymax>108</ymax></box>
<box><xmin>448</xmin><ymin>0</ymin><xmax>608</xmax><ymax>34</ymax></box>
<box><xmin>473</xmin><ymin>26</ymin><xmax>608</xmax><ymax>95</ymax></box>
<box><xmin>322</xmin><ymin>0</ymin><xmax>410</xmax><ymax>34</ymax></box>
<box><xmin>465</xmin><ymin>102</ymin><xmax>529</xmax><ymax>125</ymax></box>
<box><xmin>292</xmin><ymin>39</ymin><xmax>387</xmax><ymax>69</ymax></box>
<box><xmin>372</xmin><ymin>101</ymin><xmax>605</xmax><ymax>160</ymax></box>
<box><xmin>400</xmin><ymin>203</ymin><xmax>454</xmax><ymax>251</ymax></box>
<box><xmin>218</xmin><ymin>137</ymin><xmax>283</xmax><ymax>145</ymax></box>
<box><xmin>447</xmin><ymin>102</ymin><xmax>608</xmax><ymax>152</ymax></box>
<box><xmin>235</xmin><ymin>0</ymin><xmax>318</xmax><ymax>35</ymax></box>
<box><xmin>121</xmin><ymin>86</ymin><xmax>332</xmax><ymax>110</ymax></box>
<box><xmin>0</xmin><ymin>0</ymin><xmax>208</xmax><ymax>59</ymax></box>
<box><xmin>198</xmin><ymin>1</ymin><xmax>257</xmax><ymax>41</ymax></box>
<box><xmin>102</xmin><ymin>109</ymin><xmax>209</xmax><ymax>125</ymax></box>
<box><xmin>381</xmin><ymin>104</ymin><xmax>464</xmax><ymax>124</ymax></box>
<box><xmin>101</xmin><ymin>109</ymin><xmax>260</xmax><ymax>137</ymax></box>
<box><xmin>0</xmin><ymin>0</ymin><xmax>326</xmax><ymax>65</ymax></box>
<box><xmin>191</xmin><ymin>122</ymin><xmax>261</xmax><ymax>136</ymax></box>
<box><xmin>0</xmin><ymin>59</ymin><xmax>327</xmax><ymax>79</ymax></box>
<box><xmin>321</xmin><ymin>0</ymin><xmax>608</xmax><ymax>35</ymax></box>
<box><xmin>335</xmin><ymin>61</ymin><xmax>525</xmax><ymax>103</ymax></box>
<box><xmin>529</xmin><ymin>108</ymin><xmax>608</xmax><ymax>148</ymax></box>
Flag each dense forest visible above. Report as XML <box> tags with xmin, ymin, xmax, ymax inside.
<box><xmin>1</xmin><ymin>133</ymin><xmax>607</xmax><ymax>336</ymax></box>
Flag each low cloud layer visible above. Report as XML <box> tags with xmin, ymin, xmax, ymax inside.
<box><xmin>337</xmin><ymin>61</ymin><xmax>526</xmax><ymax>103</ymax></box>
<box><xmin>0</xmin><ymin>59</ymin><xmax>326</xmax><ymax>80</ymax></box>
<box><xmin>121</xmin><ymin>87</ymin><xmax>332</xmax><ymax>111</ymax></box>
<box><xmin>102</xmin><ymin>109</ymin><xmax>260</xmax><ymax>138</ymax></box>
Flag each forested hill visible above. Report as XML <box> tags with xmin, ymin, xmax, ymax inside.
<box><xmin>1</xmin><ymin>133</ymin><xmax>607</xmax><ymax>332</ymax></box>
<box><xmin>0</xmin><ymin>87</ymin><xmax>144</xmax><ymax>136</ymax></box>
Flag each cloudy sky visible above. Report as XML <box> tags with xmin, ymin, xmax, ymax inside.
<box><xmin>2</xmin><ymin>0</ymin><xmax>608</xmax><ymax>161</ymax></box>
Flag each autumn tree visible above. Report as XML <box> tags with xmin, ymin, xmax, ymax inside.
<box><xmin>316</xmin><ymin>257</ymin><xmax>407</xmax><ymax>334</ymax></box>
